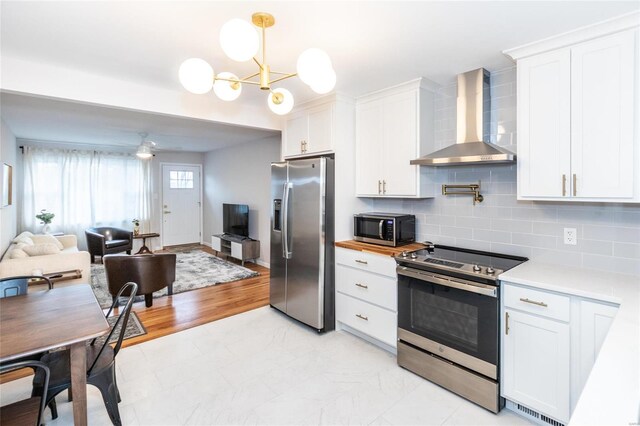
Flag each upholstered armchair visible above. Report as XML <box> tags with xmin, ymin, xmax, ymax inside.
<box><xmin>85</xmin><ymin>227</ymin><xmax>133</xmax><ymax>263</ymax></box>
<box><xmin>103</xmin><ymin>253</ymin><xmax>176</xmax><ymax>307</ymax></box>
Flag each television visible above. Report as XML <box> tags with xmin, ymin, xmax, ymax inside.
<box><xmin>223</xmin><ymin>203</ymin><xmax>249</xmax><ymax>237</ymax></box>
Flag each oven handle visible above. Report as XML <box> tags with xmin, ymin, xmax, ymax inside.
<box><xmin>397</xmin><ymin>267</ymin><xmax>497</xmax><ymax>298</ymax></box>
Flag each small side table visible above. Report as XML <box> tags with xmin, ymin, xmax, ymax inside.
<box><xmin>133</xmin><ymin>233</ymin><xmax>160</xmax><ymax>254</ymax></box>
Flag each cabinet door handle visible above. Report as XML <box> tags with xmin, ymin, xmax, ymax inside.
<box><xmin>355</xmin><ymin>283</ymin><xmax>368</xmax><ymax>289</ymax></box>
<box><xmin>378</xmin><ymin>180</ymin><xmax>382</xmax><ymax>194</ymax></box>
<box><xmin>573</xmin><ymin>174</ymin><xmax>577</xmax><ymax>196</ymax></box>
<box><xmin>383</xmin><ymin>180</ymin><xmax>387</xmax><ymax>194</ymax></box>
<box><xmin>355</xmin><ymin>259</ymin><xmax>368</xmax><ymax>265</ymax></box>
<box><xmin>562</xmin><ymin>174</ymin><xmax>567</xmax><ymax>196</ymax></box>
<box><xmin>520</xmin><ymin>297</ymin><xmax>548</xmax><ymax>307</ymax></box>
<box><xmin>355</xmin><ymin>314</ymin><xmax>369</xmax><ymax>321</ymax></box>
<box><xmin>505</xmin><ymin>312</ymin><xmax>510</xmax><ymax>335</ymax></box>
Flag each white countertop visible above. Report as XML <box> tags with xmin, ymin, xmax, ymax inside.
<box><xmin>499</xmin><ymin>261</ymin><xmax>640</xmax><ymax>425</ymax></box>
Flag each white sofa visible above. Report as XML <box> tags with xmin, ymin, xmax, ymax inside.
<box><xmin>0</xmin><ymin>232</ymin><xmax>91</xmax><ymax>284</ymax></box>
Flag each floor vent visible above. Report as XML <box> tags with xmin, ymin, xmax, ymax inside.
<box><xmin>505</xmin><ymin>400</ymin><xmax>565</xmax><ymax>426</ymax></box>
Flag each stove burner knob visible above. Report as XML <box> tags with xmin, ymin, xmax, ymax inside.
<box><xmin>410</xmin><ymin>252</ymin><xmax>418</xmax><ymax>259</ymax></box>
<box><xmin>486</xmin><ymin>267</ymin><xmax>495</xmax><ymax>275</ymax></box>
<box><xmin>401</xmin><ymin>251</ymin><xmax>408</xmax><ymax>258</ymax></box>
<box><xmin>473</xmin><ymin>264</ymin><xmax>482</xmax><ymax>273</ymax></box>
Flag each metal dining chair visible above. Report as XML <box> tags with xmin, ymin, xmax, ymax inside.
<box><xmin>0</xmin><ymin>275</ymin><xmax>53</xmax><ymax>298</ymax></box>
<box><xmin>32</xmin><ymin>282</ymin><xmax>138</xmax><ymax>425</ymax></box>
<box><xmin>0</xmin><ymin>360</ymin><xmax>50</xmax><ymax>426</ymax></box>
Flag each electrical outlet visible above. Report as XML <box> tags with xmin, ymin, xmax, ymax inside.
<box><xmin>564</xmin><ymin>228</ymin><xmax>577</xmax><ymax>245</ymax></box>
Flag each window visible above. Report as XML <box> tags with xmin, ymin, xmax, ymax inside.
<box><xmin>169</xmin><ymin>170</ymin><xmax>194</xmax><ymax>189</ymax></box>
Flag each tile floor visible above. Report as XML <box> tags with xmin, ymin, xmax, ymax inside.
<box><xmin>0</xmin><ymin>307</ymin><xmax>533</xmax><ymax>425</ymax></box>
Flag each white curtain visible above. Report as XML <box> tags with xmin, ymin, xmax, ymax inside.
<box><xmin>22</xmin><ymin>146</ymin><xmax>151</xmax><ymax>250</ymax></box>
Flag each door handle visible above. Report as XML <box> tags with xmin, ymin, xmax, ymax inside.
<box><xmin>282</xmin><ymin>182</ymin><xmax>293</xmax><ymax>259</ymax></box>
<box><xmin>562</xmin><ymin>174</ymin><xmax>566</xmax><ymax>196</ymax></box>
<box><xmin>505</xmin><ymin>312</ymin><xmax>510</xmax><ymax>335</ymax></box>
<box><xmin>573</xmin><ymin>174</ymin><xmax>577</xmax><ymax>196</ymax></box>
<box><xmin>163</xmin><ymin>211</ymin><xmax>171</xmax><ymax>214</ymax></box>
<box><xmin>355</xmin><ymin>283</ymin><xmax>368</xmax><ymax>289</ymax></box>
<box><xmin>383</xmin><ymin>180</ymin><xmax>387</xmax><ymax>194</ymax></box>
<box><xmin>355</xmin><ymin>314</ymin><xmax>369</xmax><ymax>321</ymax></box>
<box><xmin>378</xmin><ymin>220</ymin><xmax>384</xmax><ymax>239</ymax></box>
<box><xmin>378</xmin><ymin>180</ymin><xmax>382</xmax><ymax>194</ymax></box>
<box><xmin>355</xmin><ymin>259</ymin><xmax>368</xmax><ymax>265</ymax></box>
<box><xmin>519</xmin><ymin>297</ymin><xmax>548</xmax><ymax>307</ymax></box>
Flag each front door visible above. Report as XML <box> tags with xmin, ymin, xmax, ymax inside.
<box><xmin>162</xmin><ymin>164</ymin><xmax>201</xmax><ymax>247</ymax></box>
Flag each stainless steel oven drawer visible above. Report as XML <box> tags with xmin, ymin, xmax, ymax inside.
<box><xmin>397</xmin><ymin>341</ymin><xmax>500</xmax><ymax>413</ymax></box>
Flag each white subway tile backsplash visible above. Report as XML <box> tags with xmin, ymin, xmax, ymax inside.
<box><xmin>370</xmin><ymin>67</ymin><xmax>640</xmax><ymax>275</ymax></box>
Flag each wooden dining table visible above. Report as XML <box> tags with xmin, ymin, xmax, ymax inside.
<box><xmin>0</xmin><ymin>284</ymin><xmax>109</xmax><ymax>426</ymax></box>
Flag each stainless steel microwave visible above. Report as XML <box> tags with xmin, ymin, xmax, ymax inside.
<box><xmin>353</xmin><ymin>213</ymin><xmax>416</xmax><ymax>247</ymax></box>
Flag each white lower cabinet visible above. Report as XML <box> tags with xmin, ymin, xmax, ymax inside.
<box><xmin>503</xmin><ymin>309</ymin><xmax>571</xmax><ymax>422</ymax></box>
<box><xmin>335</xmin><ymin>247</ymin><xmax>398</xmax><ymax>350</ymax></box>
<box><xmin>501</xmin><ymin>282</ymin><xmax>619</xmax><ymax>424</ymax></box>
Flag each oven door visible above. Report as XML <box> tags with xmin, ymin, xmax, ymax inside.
<box><xmin>354</xmin><ymin>217</ymin><xmax>394</xmax><ymax>245</ymax></box>
<box><xmin>397</xmin><ymin>267</ymin><xmax>499</xmax><ymax>377</ymax></box>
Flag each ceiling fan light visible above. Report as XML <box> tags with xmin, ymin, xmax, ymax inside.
<box><xmin>268</xmin><ymin>88</ymin><xmax>294</xmax><ymax>115</ymax></box>
<box><xmin>296</xmin><ymin>48</ymin><xmax>333</xmax><ymax>86</ymax></box>
<box><xmin>220</xmin><ymin>18</ymin><xmax>260</xmax><ymax>62</ymax></box>
<box><xmin>214</xmin><ymin>72</ymin><xmax>242</xmax><ymax>101</ymax></box>
<box><xmin>311</xmin><ymin>68</ymin><xmax>337</xmax><ymax>94</ymax></box>
<box><xmin>136</xmin><ymin>144</ymin><xmax>153</xmax><ymax>159</ymax></box>
<box><xmin>179</xmin><ymin>58</ymin><xmax>214</xmax><ymax>94</ymax></box>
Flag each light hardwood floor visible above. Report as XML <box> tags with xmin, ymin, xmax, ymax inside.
<box><xmin>122</xmin><ymin>245</ymin><xmax>270</xmax><ymax>348</ymax></box>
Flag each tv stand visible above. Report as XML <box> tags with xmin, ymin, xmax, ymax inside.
<box><xmin>211</xmin><ymin>234</ymin><xmax>260</xmax><ymax>266</ymax></box>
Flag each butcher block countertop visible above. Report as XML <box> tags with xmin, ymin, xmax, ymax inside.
<box><xmin>335</xmin><ymin>240</ymin><xmax>425</xmax><ymax>257</ymax></box>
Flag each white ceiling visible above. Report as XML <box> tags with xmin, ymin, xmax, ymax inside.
<box><xmin>0</xmin><ymin>93</ymin><xmax>280</xmax><ymax>152</ymax></box>
<box><xmin>1</xmin><ymin>1</ymin><xmax>638</xmax><ymax>150</ymax></box>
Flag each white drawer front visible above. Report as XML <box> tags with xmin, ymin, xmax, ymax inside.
<box><xmin>335</xmin><ymin>247</ymin><xmax>396</xmax><ymax>278</ymax></box>
<box><xmin>336</xmin><ymin>265</ymin><xmax>397</xmax><ymax>311</ymax></box>
<box><xmin>503</xmin><ymin>283</ymin><xmax>570</xmax><ymax>322</ymax></box>
<box><xmin>336</xmin><ymin>292</ymin><xmax>397</xmax><ymax>347</ymax></box>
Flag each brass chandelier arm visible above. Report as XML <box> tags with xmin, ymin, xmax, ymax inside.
<box><xmin>270</xmin><ymin>73</ymin><xmax>298</xmax><ymax>84</ymax></box>
<box><xmin>252</xmin><ymin>57</ymin><xmax>264</xmax><ymax>70</ymax></box>
<box><xmin>215</xmin><ymin>76</ymin><xmax>262</xmax><ymax>86</ymax></box>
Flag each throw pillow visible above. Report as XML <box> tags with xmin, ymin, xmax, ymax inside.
<box><xmin>23</xmin><ymin>243</ymin><xmax>60</xmax><ymax>257</ymax></box>
<box><xmin>8</xmin><ymin>247</ymin><xmax>29</xmax><ymax>259</ymax></box>
<box><xmin>31</xmin><ymin>234</ymin><xmax>64</xmax><ymax>250</ymax></box>
<box><xmin>13</xmin><ymin>232</ymin><xmax>34</xmax><ymax>246</ymax></box>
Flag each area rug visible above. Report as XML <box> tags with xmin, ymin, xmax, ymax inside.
<box><xmin>93</xmin><ymin>312</ymin><xmax>147</xmax><ymax>346</ymax></box>
<box><xmin>90</xmin><ymin>250</ymin><xmax>259</xmax><ymax>308</ymax></box>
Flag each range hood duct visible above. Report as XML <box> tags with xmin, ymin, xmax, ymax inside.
<box><xmin>410</xmin><ymin>68</ymin><xmax>515</xmax><ymax>166</ymax></box>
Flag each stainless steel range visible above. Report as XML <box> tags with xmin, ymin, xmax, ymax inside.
<box><xmin>395</xmin><ymin>243</ymin><xmax>527</xmax><ymax>413</ymax></box>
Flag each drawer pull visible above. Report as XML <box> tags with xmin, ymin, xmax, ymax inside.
<box><xmin>355</xmin><ymin>259</ymin><xmax>368</xmax><ymax>265</ymax></box>
<box><xmin>355</xmin><ymin>283</ymin><xmax>368</xmax><ymax>289</ymax></box>
<box><xmin>505</xmin><ymin>312</ymin><xmax>510</xmax><ymax>335</ymax></box>
<box><xmin>355</xmin><ymin>314</ymin><xmax>369</xmax><ymax>321</ymax></box>
<box><xmin>520</xmin><ymin>297</ymin><xmax>548</xmax><ymax>307</ymax></box>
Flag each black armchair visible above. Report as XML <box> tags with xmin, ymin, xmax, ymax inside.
<box><xmin>85</xmin><ymin>227</ymin><xmax>133</xmax><ymax>263</ymax></box>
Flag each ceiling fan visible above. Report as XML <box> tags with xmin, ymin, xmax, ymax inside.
<box><xmin>136</xmin><ymin>132</ymin><xmax>156</xmax><ymax>159</ymax></box>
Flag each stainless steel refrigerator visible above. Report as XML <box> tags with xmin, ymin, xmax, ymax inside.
<box><xmin>270</xmin><ymin>157</ymin><xmax>334</xmax><ymax>332</ymax></box>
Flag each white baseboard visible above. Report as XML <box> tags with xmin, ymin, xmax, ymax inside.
<box><xmin>256</xmin><ymin>259</ymin><xmax>270</xmax><ymax>268</ymax></box>
<box><xmin>202</xmin><ymin>241</ymin><xmax>212</xmax><ymax>248</ymax></box>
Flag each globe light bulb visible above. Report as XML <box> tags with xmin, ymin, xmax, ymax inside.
<box><xmin>268</xmin><ymin>88</ymin><xmax>294</xmax><ymax>115</ymax></box>
<box><xmin>220</xmin><ymin>19</ymin><xmax>260</xmax><ymax>62</ymax></box>
<box><xmin>213</xmin><ymin>72</ymin><xmax>242</xmax><ymax>101</ymax></box>
<box><xmin>179</xmin><ymin>58</ymin><xmax>214</xmax><ymax>94</ymax></box>
<box><xmin>311</xmin><ymin>68</ymin><xmax>337</xmax><ymax>94</ymax></box>
<box><xmin>296</xmin><ymin>48</ymin><xmax>333</xmax><ymax>86</ymax></box>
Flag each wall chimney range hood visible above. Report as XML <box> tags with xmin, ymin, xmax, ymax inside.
<box><xmin>410</xmin><ymin>68</ymin><xmax>515</xmax><ymax>166</ymax></box>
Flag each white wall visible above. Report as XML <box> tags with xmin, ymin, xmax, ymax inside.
<box><xmin>203</xmin><ymin>136</ymin><xmax>281</xmax><ymax>266</ymax></box>
<box><xmin>373</xmin><ymin>67</ymin><xmax>640</xmax><ymax>276</ymax></box>
<box><xmin>0</xmin><ymin>119</ymin><xmax>18</xmax><ymax>253</ymax></box>
<box><xmin>151</xmin><ymin>151</ymin><xmax>204</xmax><ymax>250</ymax></box>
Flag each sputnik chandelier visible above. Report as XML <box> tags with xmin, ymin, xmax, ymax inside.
<box><xmin>178</xmin><ymin>12</ymin><xmax>336</xmax><ymax>115</ymax></box>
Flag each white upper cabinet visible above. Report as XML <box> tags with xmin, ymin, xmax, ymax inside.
<box><xmin>517</xmin><ymin>49</ymin><xmax>571</xmax><ymax>198</ymax></box>
<box><xmin>571</xmin><ymin>31</ymin><xmax>636</xmax><ymax>199</ymax></box>
<box><xmin>355</xmin><ymin>78</ymin><xmax>437</xmax><ymax>198</ymax></box>
<box><xmin>508</xmin><ymin>23</ymin><xmax>639</xmax><ymax>203</ymax></box>
<box><xmin>283</xmin><ymin>103</ymin><xmax>334</xmax><ymax>158</ymax></box>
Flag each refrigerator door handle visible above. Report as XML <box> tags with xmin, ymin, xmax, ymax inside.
<box><xmin>282</xmin><ymin>182</ymin><xmax>293</xmax><ymax>259</ymax></box>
